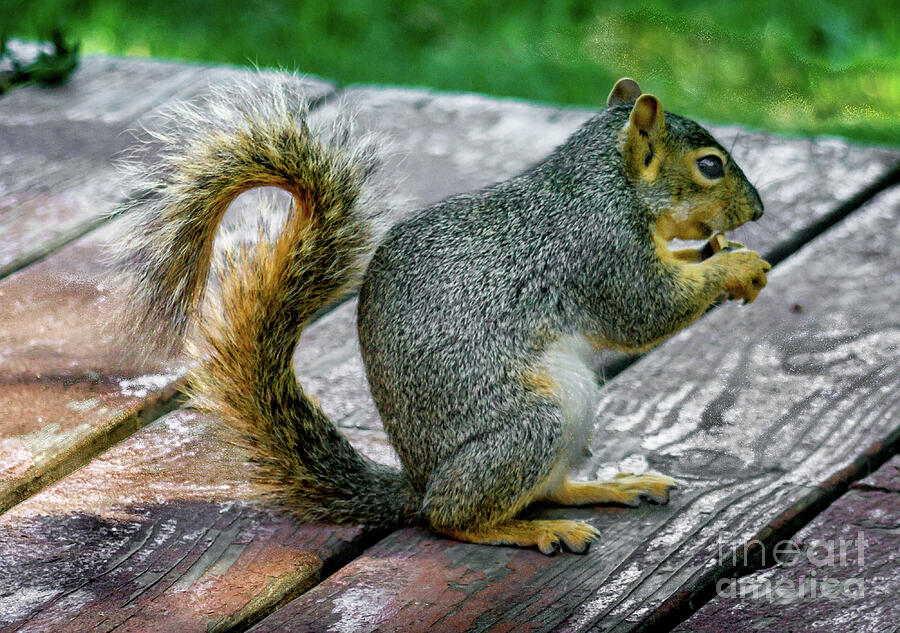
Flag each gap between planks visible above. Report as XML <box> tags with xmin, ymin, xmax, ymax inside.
<box><xmin>631</xmin><ymin>423</ymin><xmax>900</xmax><ymax>633</ymax></box>
<box><xmin>84</xmin><ymin>151</ymin><xmax>900</xmax><ymax>630</ymax></box>
<box><xmin>0</xmin><ymin>83</ymin><xmax>601</xmax><ymax>518</ymax></box>
<box><xmin>673</xmin><ymin>455</ymin><xmax>900</xmax><ymax>632</ymax></box>
<box><xmin>0</xmin><ymin>73</ymin><xmax>338</xmax><ymax>516</ymax></box>
<box><xmin>595</xmin><ymin>161</ymin><xmax>900</xmax><ymax>388</ymax></box>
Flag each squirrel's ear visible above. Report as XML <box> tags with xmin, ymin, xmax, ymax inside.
<box><xmin>606</xmin><ymin>78</ymin><xmax>642</xmax><ymax>107</ymax></box>
<box><xmin>623</xmin><ymin>94</ymin><xmax>666</xmax><ymax>177</ymax></box>
<box><xmin>629</xmin><ymin>94</ymin><xmax>665</xmax><ymax>135</ymax></box>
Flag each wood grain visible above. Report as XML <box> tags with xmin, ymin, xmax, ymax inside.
<box><xmin>0</xmin><ymin>57</ymin><xmax>203</xmax><ymax>278</ymax></box>
<box><xmin>674</xmin><ymin>456</ymin><xmax>900</xmax><ymax>633</ymax></box>
<box><xmin>0</xmin><ymin>82</ymin><xmax>600</xmax><ymax>628</ymax></box>
<box><xmin>310</xmin><ymin>87</ymin><xmax>592</xmax><ymax>218</ymax></box>
<box><xmin>0</xmin><ymin>58</ymin><xmax>334</xmax><ymax>278</ymax></box>
<box><xmin>0</xmin><ymin>409</ymin><xmax>378</xmax><ymax>633</ymax></box>
<box><xmin>0</xmin><ymin>219</ymin><xmax>185</xmax><ymax>514</ymax></box>
<box><xmin>247</xmin><ymin>187</ymin><xmax>900</xmax><ymax>632</ymax></box>
<box><xmin>314</xmin><ymin>87</ymin><xmax>899</xmax><ymax>249</ymax></box>
<box><xmin>0</xmin><ymin>79</ymin><xmax>617</xmax><ymax>630</ymax></box>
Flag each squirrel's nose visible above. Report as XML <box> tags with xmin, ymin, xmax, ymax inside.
<box><xmin>749</xmin><ymin>186</ymin><xmax>764</xmax><ymax>221</ymax></box>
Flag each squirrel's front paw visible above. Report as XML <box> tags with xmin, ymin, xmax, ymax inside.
<box><xmin>722</xmin><ymin>249</ymin><xmax>771</xmax><ymax>304</ymax></box>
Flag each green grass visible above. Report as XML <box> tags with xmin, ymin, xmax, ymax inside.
<box><xmin>6</xmin><ymin>0</ymin><xmax>899</xmax><ymax>145</ymax></box>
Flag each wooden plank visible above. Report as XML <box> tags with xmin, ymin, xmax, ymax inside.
<box><xmin>310</xmin><ymin>88</ymin><xmax>593</xmax><ymax>215</ymax></box>
<box><xmin>0</xmin><ymin>219</ymin><xmax>185</xmax><ymax>514</ymax></box>
<box><xmin>246</xmin><ymin>186</ymin><xmax>900</xmax><ymax>632</ymax></box>
<box><xmin>0</xmin><ymin>409</ymin><xmax>384</xmax><ymax>633</ymax></box>
<box><xmin>292</xmin><ymin>89</ymin><xmax>599</xmax><ymax>426</ymax></box>
<box><xmin>0</xmin><ymin>57</ymin><xmax>335</xmax><ymax>278</ymax></box>
<box><xmin>0</xmin><ymin>57</ymin><xmax>203</xmax><ymax>277</ymax></box>
<box><xmin>314</xmin><ymin>87</ymin><xmax>898</xmax><ymax>244</ymax></box>
<box><xmin>673</xmin><ymin>456</ymin><xmax>900</xmax><ymax>633</ymax></box>
<box><xmin>718</xmin><ymin>131</ymin><xmax>899</xmax><ymax>251</ymax></box>
<box><xmin>4</xmin><ymin>75</ymin><xmax>897</xmax><ymax>627</ymax></box>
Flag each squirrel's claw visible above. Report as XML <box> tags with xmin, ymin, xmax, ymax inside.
<box><xmin>537</xmin><ymin>521</ymin><xmax>601</xmax><ymax>556</ymax></box>
<box><xmin>541</xmin><ymin>540</ymin><xmax>563</xmax><ymax>556</ymax></box>
<box><xmin>722</xmin><ymin>250</ymin><xmax>771</xmax><ymax>304</ymax></box>
<box><xmin>609</xmin><ymin>473</ymin><xmax>680</xmax><ymax>506</ymax></box>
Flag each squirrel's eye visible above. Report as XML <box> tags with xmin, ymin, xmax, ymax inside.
<box><xmin>696</xmin><ymin>154</ymin><xmax>724</xmax><ymax>179</ymax></box>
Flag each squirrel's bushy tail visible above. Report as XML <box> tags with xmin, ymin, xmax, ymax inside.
<box><xmin>115</xmin><ymin>76</ymin><xmax>416</xmax><ymax>529</ymax></box>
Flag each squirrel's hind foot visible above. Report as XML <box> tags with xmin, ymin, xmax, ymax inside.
<box><xmin>439</xmin><ymin>519</ymin><xmax>600</xmax><ymax>556</ymax></box>
<box><xmin>543</xmin><ymin>474</ymin><xmax>679</xmax><ymax>507</ymax></box>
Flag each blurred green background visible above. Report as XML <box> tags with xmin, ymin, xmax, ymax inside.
<box><xmin>5</xmin><ymin>0</ymin><xmax>899</xmax><ymax>145</ymax></box>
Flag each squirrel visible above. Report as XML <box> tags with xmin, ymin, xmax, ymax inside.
<box><xmin>115</xmin><ymin>76</ymin><xmax>769</xmax><ymax>555</ymax></box>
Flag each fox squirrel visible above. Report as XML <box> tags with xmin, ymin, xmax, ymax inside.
<box><xmin>115</xmin><ymin>76</ymin><xmax>769</xmax><ymax>555</ymax></box>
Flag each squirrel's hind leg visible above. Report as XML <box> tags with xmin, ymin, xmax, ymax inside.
<box><xmin>440</xmin><ymin>519</ymin><xmax>600</xmax><ymax>555</ymax></box>
<box><xmin>422</xmin><ymin>414</ymin><xmax>598</xmax><ymax>555</ymax></box>
<box><xmin>540</xmin><ymin>473</ymin><xmax>679</xmax><ymax>507</ymax></box>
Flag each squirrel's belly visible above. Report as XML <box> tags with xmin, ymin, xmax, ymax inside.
<box><xmin>528</xmin><ymin>335</ymin><xmax>600</xmax><ymax>465</ymax></box>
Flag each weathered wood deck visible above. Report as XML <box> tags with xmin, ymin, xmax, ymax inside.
<box><xmin>0</xmin><ymin>52</ymin><xmax>898</xmax><ymax>633</ymax></box>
